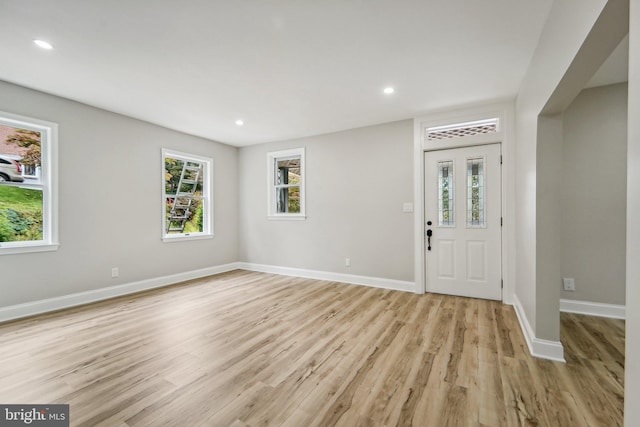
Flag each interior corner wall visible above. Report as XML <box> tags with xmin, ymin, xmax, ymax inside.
<box><xmin>0</xmin><ymin>80</ymin><xmax>239</xmax><ymax>308</ymax></box>
<box><xmin>535</xmin><ymin>114</ymin><xmax>564</xmax><ymax>341</ymax></box>
<box><xmin>625</xmin><ymin>0</ymin><xmax>640</xmax><ymax>422</ymax></box>
<box><xmin>238</xmin><ymin>120</ymin><xmax>414</xmax><ymax>283</ymax></box>
<box><xmin>561</xmin><ymin>83</ymin><xmax>627</xmax><ymax>305</ymax></box>
<box><xmin>515</xmin><ymin>0</ymin><xmax>608</xmax><ymax>340</ymax></box>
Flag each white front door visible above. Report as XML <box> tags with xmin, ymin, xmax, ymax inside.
<box><xmin>424</xmin><ymin>144</ymin><xmax>502</xmax><ymax>300</ymax></box>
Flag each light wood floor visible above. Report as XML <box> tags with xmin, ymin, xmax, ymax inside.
<box><xmin>0</xmin><ymin>270</ymin><xmax>624</xmax><ymax>426</ymax></box>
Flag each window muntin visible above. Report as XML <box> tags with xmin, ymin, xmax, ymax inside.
<box><xmin>267</xmin><ymin>148</ymin><xmax>305</xmax><ymax>219</ymax></box>
<box><xmin>162</xmin><ymin>149</ymin><xmax>212</xmax><ymax>241</ymax></box>
<box><xmin>0</xmin><ymin>112</ymin><xmax>57</xmax><ymax>255</ymax></box>
<box><xmin>466</xmin><ymin>157</ymin><xmax>485</xmax><ymax>227</ymax></box>
<box><xmin>438</xmin><ymin>160</ymin><xmax>454</xmax><ymax>227</ymax></box>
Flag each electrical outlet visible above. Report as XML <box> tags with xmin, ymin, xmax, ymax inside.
<box><xmin>345</xmin><ymin>258</ymin><xmax>351</xmax><ymax>267</ymax></box>
<box><xmin>562</xmin><ymin>277</ymin><xmax>575</xmax><ymax>291</ymax></box>
<box><xmin>111</xmin><ymin>267</ymin><xmax>119</xmax><ymax>278</ymax></box>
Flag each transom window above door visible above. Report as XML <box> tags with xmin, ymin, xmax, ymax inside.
<box><xmin>426</xmin><ymin>118</ymin><xmax>499</xmax><ymax>142</ymax></box>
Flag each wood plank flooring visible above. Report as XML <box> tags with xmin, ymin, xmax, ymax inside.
<box><xmin>0</xmin><ymin>270</ymin><xmax>625</xmax><ymax>426</ymax></box>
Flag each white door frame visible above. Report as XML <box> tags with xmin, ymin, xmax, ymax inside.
<box><xmin>413</xmin><ymin>101</ymin><xmax>516</xmax><ymax>303</ymax></box>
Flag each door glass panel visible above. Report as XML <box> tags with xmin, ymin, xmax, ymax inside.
<box><xmin>467</xmin><ymin>157</ymin><xmax>485</xmax><ymax>227</ymax></box>
<box><xmin>438</xmin><ymin>160</ymin><xmax>454</xmax><ymax>226</ymax></box>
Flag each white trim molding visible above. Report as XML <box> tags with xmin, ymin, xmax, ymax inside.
<box><xmin>413</xmin><ymin>100</ymin><xmax>516</xmax><ymax>304</ymax></box>
<box><xmin>0</xmin><ymin>263</ymin><xmax>241</xmax><ymax>323</ymax></box>
<box><xmin>0</xmin><ymin>262</ymin><xmax>416</xmax><ymax>323</ymax></box>
<box><xmin>238</xmin><ymin>262</ymin><xmax>415</xmax><ymax>293</ymax></box>
<box><xmin>560</xmin><ymin>299</ymin><xmax>626</xmax><ymax>319</ymax></box>
<box><xmin>512</xmin><ymin>295</ymin><xmax>566</xmax><ymax>362</ymax></box>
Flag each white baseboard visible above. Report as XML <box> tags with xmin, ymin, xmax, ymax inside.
<box><xmin>237</xmin><ymin>262</ymin><xmax>416</xmax><ymax>293</ymax></box>
<box><xmin>0</xmin><ymin>262</ymin><xmax>242</xmax><ymax>323</ymax></box>
<box><xmin>512</xmin><ymin>295</ymin><xmax>566</xmax><ymax>362</ymax></box>
<box><xmin>560</xmin><ymin>299</ymin><xmax>626</xmax><ymax>319</ymax></box>
<box><xmin>0</xmin><ymin>262</ymin><xmax>415</xmax><ymax>323</ymax></box>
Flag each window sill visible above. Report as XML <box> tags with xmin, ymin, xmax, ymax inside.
<box><xmin>268</xmin><ymin>214</ymin><xmax>307</xmax><ymax>221</ymax></box>
<box><xmin>162</xmin><ymin>233</ymin><xmax>214</xmax><ymax>243</ymax></box>
<box><xmin>0</xmin><ymin>242</ymin><xmax>60</xmax><ymax>255</ymax></box>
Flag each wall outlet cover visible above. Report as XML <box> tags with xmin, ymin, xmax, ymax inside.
<box><xmin>562</xmin><ymin>277</ymin><xmax>575</xmax><ymax>291</ymax></box>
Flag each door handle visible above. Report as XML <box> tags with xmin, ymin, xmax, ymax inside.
<box><xmin>426</xmin><ymin>221</ymin><xmax>433</xmax><ymax>251</ymax></box>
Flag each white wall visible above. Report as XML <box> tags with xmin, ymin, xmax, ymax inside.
<box><xmin>515</xmin><ymin>0</ymin><xmax>623</xmax><ymax>345</ymax></box>
<box><xmin>561</xmin><ymin>83</ymin><xmax>627</xmax><ymax>305</ymax></box>
<box><xmin>0</xmin><ymin>80</ymin><xmax>239</xmax><ymax>308</ymax></box>
<box><xmin>238</xmin><ymin>120</ymin><xmax>414</xmax><ymax>283</ymax></box>
<box><xmin>625</xmin><ymin>0</ymin><xmax>640</xmax><ymax>423</ymax></box>
<box><xmin>535</xmin><ymin>114</ymin><xmax>564</xmax><ymax>340</ymax></box>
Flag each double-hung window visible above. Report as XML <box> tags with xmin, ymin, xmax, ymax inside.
<box><xmin>162</xmin><ymin>149</ymin><xmax>213</xmax><ymax>241</ymax></box>
<box><xmin>267</xmin><ymin>148</ymin><xmax>305</xmax><ymax>219</ymax></box>
<box><xmin>0</xmin><ymin>111</ymin><xmax>58</xmax><ymax>255</ymax></box>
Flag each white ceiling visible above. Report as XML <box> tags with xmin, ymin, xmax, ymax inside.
<box><xmin>0</xmin><ymin>1</ymin><xmax>555</xmax><ymax>147</ymax></box>
<box><xmin>585</xmin><ymin>35</ymin><xmax>629</xmax><ymax>89</ymax></box>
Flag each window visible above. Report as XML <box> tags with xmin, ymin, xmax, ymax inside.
<box><xmin>267</xmin><ymin>148</ymin><xmax>305</xmax><ymax>219</ymax></box>
<box><xmin>0</xmin><ymin>111</ymin><xmax>58</xmax><ymax>255</ymax></box>
<box><xmin>162</xmin><ymin>149</ymin><xmax>213</xmax><ymax>241</ymax></box>
<box><xmin>467</xmin><ymin>157</ymin><xmax>485</xmax><ymax>227</ymax></box>
<box><xmin>438</xmin><ymin>160</ymin><xmax>454</xmax><ymax>226</ymax></box>
<box><xmin>427</xmin><ymin>118</ymin><xmax>499</xmax><ymax>141</ymax></box>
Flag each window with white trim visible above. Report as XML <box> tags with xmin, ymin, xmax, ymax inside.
<box><xmin>0</xmin><ymin>111</ymin><xmax>58</xmax><ymax>255</ymax></box>
<box><xmin>427</xmin><ymin>118</ymin><xmax>499</xmax><ymax>141</ymax></box>
<box><xmin>162</xmin><ymin>149</ymin><xmax>213</xmax><ymax>241</ymax></box>
<box><xmin>267</xmin><ymin>148</ymin><xmax>305</xmax><ymax>219</ymax></box>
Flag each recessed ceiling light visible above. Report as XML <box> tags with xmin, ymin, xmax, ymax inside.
<box><xmin>383</xmin><ymin>87</ymin><xmax>395</xmax><ymax>94</ymax></box>
<box><xmin>34</xmin><ymin>39</ymin><xmax>53</xmax><ymax>50</ymax></box>
<box><xmin>235</xmin><ymin>119</ymin><xmax>244</xmax><ymax>126</ymax></box>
